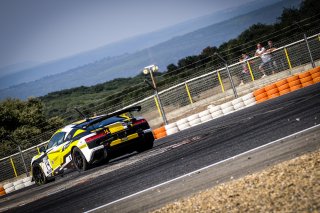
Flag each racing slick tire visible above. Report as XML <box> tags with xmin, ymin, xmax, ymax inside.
<box><xmin>72</xmin><ymin>147</ymin><xmax>90</xmax><ymax>172</ymax></box>
<box><xmin>32</xmin><ymin>163</ymin><xmax>48</xmax><ymax>185</ymax></box>
<box><xmin>137</xmin><ymin>135</ymin><xmax>154</xmax><ymax>153</ymax></box>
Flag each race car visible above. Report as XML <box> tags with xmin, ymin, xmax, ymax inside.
<box><xmin>31</xmin><ymin>106</ymin><xmax>154</xmax><ymax>185</ymax></box>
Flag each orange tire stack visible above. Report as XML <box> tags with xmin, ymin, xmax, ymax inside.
<box><xmin>253</xmin><ymin>66</ymin><xmax>320</xmax><ymax>105</ymax></box>
<box><xmin>287</xmin><ymin>75</ymin><xmax>302</xmax><ymax>92</ymax></box>
<box><xmin>0</xmin><ymin>185</ymin><xmax>6</xmax><ymax>196</ymax></box>
<box><xmin>310</xmin><ymin>66</ymin><xmax>320</xmax><ymax>83</ymax></box>
<box><xmin>298</xmin><ymin>71</ymin><xmax>313</xmax><ymax>88</ymax></box>
<box><xmin>265</xmin><ymin>84</ymin><xmax>280</xmax><ymax>99</ymax></box>
<box><xmin>275</xmin><ymin>79</ymin><xmax>290</xmax><ymax>96</ymax></box>
<box><xmin>254</xmin><ymin>88</ymin><xmax>268</xmax><ymax>103</ymax></box>
<box><xmin>153</xmin><ymin>126</ymin><xmax>167</xmax><ymax>139</ymax></box>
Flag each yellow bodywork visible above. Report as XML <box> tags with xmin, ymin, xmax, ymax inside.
<box><xmin>32</xmin><ymin>113</ymin><xmax>135</xmax><ymax>175</ymax></box>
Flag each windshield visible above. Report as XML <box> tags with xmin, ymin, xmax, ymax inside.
<box><xmin>47</xmin><ymin>132</ymin><xmax>66</xmax><ymax>149</ymax></box>
<box><xmin>87</xmin><ymin>116</ymin><xmax>125</xmax><ymax>131</ymax></box>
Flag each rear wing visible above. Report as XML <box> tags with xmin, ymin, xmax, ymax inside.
<box><xmin>82</xmin><ymin>106</ymin><xmax>141</xmax><ymax>129</ymax></box>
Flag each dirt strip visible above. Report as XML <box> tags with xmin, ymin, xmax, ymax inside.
<box><xmin>151</xmin><ymin>149</ymin><xmax>320</xmax><ymax>213</ymax></box>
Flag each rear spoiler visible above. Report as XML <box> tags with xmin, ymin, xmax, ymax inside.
<box><xmin>83</xmin><ymin>106</ymin><xmax>141</xmax><ymax>129</ymax></box>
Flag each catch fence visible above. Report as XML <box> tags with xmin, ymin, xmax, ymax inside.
<box><xmin>1</xmin><ymin>31</ymin><xmax>320</xmax><ymax>182</ymax></box>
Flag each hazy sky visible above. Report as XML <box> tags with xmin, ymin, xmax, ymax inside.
<box><xmin>0</xmin><ymin>0</ymin><xmax>254</xmax><ymax>68</ymax></box>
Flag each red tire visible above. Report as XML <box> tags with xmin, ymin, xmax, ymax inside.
<box><xmin>288</xmin><ymin>79</ymin><xmax>301</xmax><ymax>87</ymax></box>
<box><xmin>279</xmin><ymin>89</ymin><xmax>291</xmax><ymax>96</ymax></box>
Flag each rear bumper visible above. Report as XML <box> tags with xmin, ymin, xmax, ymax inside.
<box><xmin>88</xmin><ymin>129</ymin><xmax>154</xmax><ymax>162</ymax></box>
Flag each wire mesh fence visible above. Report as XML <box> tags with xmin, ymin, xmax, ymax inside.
<box><xmin>1</xmin><ymin>32</ymin><xmax>319</xmax><ymax>183</ymax></box>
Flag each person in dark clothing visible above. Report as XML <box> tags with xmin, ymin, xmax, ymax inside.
<box><xmin>239</xmin><ymin>53</ymin><xmax>251</xmax><ymax>86</ymax></box>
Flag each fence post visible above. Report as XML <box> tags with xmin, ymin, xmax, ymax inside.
<box><xmin>284</xmin><ymin>47</ymin><xmax>292</xmax><ymax>70</ymax></box>
<box><xmin>10</xmin><ymin>157</ymin><xmax>18</xmax><ymax>177</ymax></box>
<box><xmin>225</xmin><ymin>65</ymin><xmax>238</xmax><ymax>98</ymax></box>
<box><xmin>217</xmin><ymin>71</ymin><xmax>225</xmax><ymax>92</ymax></box>
<box><xmin>184</xmin><ymin>83</ymin><xmax>193</xmax><ymax>104</ymax></box>
<box><xmin>303</xmin><ymin>33</ymin><xmax>315</xmax><ymax>68</ymax></box>
<box><xmin>18</xmin><ymin>145</ymin><xmax>29</xmax><ymax>177</ymax></box>
<box><xmin>154</xmin><ymin>95</ymin><xmax>165</xmax><ymax>121</ymax></box>
<box><xmin>246</xmin><ymin>60</ymin><xmax>255</xmax><ymax>81</ymax></box>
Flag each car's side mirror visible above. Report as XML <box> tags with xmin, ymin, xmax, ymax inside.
<box><xmin>39</xmin><ymin>146</ymin><xmax>46</xmax><ymax>153</ymax></box>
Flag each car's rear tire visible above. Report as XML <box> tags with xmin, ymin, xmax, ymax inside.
<box><xmin>72</xmin><ymin>147</ymin><xmax>89</xmax><ymax>171</ymax></box>
<box><xmin>137</xmin><ymin>135</ymin><xmax>154</xmax><ymax>153</ymax></box>
<box><xmin>32</xmin><ymin>163</ymin><xmax>47</xmax><ymax>185</ymax></box>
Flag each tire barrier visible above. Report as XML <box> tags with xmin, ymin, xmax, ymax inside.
<box><xmin>151</xmin><ymin>66</ymin><xmax>320</xmax><ymax>140</ymax></box>
<box><xmin>165</xmin><ymin>123</ymin><xmax>179</xmax><ymax>136</ymax></box>
<box><xmin>1</xmin><ymin>176</ymin><xmax>35</xmax><ymax>195</ymax></box>
<box><xmin>199</xmin><ymin>110</ymin><xmax>213</xmax><ymax>123</ymax></box>
<box><xmin>152</xmin><ymin>126</ymin><xmax>167</xmax><ymax>139</ymax></box>
<box><xmin>176</xmin><ymin>118</ymin><xmax>190</xmax><ymax>131</ymax></box>
<box><xmin>188</xmin><ymin>114</ymin><xmax>201</xmax><ymax>127</ymax></box>
<box><xmin>0</xmin><ymin>185</ymin><xmax>5</xmax><ymax>196</ymax></box>
<box><xmin>253</xmin><ymin>66</ymin><xmax>320</xmax><ymax>104</ymax></box>
<box><xmin>242</xmin><ymin>93</ymin><xmax>256</xmax><ymax>106</ymax></box>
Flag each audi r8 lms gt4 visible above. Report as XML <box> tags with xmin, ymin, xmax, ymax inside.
<box><xmin>31</xmin><ymin>106</ymin><xmax>154</xmax><ymax>185</ymax></box>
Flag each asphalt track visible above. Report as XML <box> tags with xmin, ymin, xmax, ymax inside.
<box><xmin>1</xmin><ymin>83</ymin><xmax>320</xmax><ymax>213</ymax></box>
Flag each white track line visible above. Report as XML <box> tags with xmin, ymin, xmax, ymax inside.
<box><xmin>85</xmin><ymin>124</ymin><xmax>320</xmax><ymax>213</ymax></box>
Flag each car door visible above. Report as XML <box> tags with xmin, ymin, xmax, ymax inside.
<box><xmin>46</xmin><ymin>131</ymin><xmax>66</xmax><ymax>173</ymax></box>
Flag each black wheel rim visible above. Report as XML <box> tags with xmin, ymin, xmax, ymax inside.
<box><xmin>73</xmin><ymin>151</ymin><xmax>83</xmax><ymax>170</ymax></box>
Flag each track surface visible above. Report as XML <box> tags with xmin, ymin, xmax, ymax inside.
<box><xmin>1</xmin><ymin>83</ymin><xmax>320</xmax><ymax>212</ymax></box>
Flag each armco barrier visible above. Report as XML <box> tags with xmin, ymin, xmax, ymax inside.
<box><xmin>1</xmin><ymin>32</ymin><xmax>320</xmax><ymax>183</ymax></box>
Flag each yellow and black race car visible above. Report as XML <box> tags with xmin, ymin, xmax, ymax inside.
<box><xmin>31</xmin><ymin>106</ymin><xmax>154</xmax><ymax>185</ymax></box>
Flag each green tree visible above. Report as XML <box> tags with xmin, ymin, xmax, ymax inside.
<box><xmin>0</xmin><ymin>98</ymin><xmax>63</xmax><ymax>158</ymax></box>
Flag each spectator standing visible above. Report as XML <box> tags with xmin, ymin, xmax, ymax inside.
<box><xmin>239</xmin><ymin>53</ymin><xmax>251</xmax><ymax>86</ymax></box>
<box><xmin>266</xmin><ymin>40</ymin><xmax>278</xmax><ymax>74</ymax></box>
<box><xmin>255</xmin><ymin>43</ymin><xmax>270</xmax><ymax>78</ymax></box>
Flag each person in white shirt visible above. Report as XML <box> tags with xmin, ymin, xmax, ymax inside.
<box><xmin>255</xmin><ymin>43</ymin><xmax>270</xmax><ymax>78</ymax></box>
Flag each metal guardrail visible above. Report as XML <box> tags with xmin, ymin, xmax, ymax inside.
<box><xmin>1</xmin><ymin>32</ymin><xmax>319</xmax><ymax>182</ymax></box>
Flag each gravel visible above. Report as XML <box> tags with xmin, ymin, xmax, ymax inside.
<box><xmin>151</xmin><ymin>149</ymin><xmax>320</xmax><ymax>212</ymax></box>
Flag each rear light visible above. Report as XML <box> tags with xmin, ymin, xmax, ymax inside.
<box><xmin>85</xmin><ymin>131</ymin><xmax>107</xmax><ymax>143</ymax></box>
<box><xmin>132</xmin><ymin>119</ymin><xmax>147</xmax><ymax>126</ymax></box>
